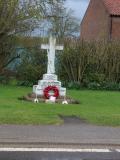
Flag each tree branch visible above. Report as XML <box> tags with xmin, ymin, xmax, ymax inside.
<box><xmin>3</xmin><ymin>54</ymin><xmax>20</xmax><ymax>69</ymax></box>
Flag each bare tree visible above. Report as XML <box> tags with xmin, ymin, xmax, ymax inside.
<box><xmin>45</xmin><ymin>0</ymin><xmax>80</xmax><ymax>38</ymax></box>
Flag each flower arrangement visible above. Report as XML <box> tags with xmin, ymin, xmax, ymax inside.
<box><xmin>43</xmin><ymin>86</ymin><xmax>59</xmax><ymax>99</ymax></box>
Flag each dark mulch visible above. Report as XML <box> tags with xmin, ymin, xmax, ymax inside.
<box><xmin>19</xmin><ymin>93</ymin><xmax>80</xmax><ymax>104</ymax></box>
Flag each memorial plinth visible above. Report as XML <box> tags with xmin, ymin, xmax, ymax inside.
<box><xmin>33</xmin><ymin>74</ymin><xmax>66</xmax><ymax>97</ymax></box>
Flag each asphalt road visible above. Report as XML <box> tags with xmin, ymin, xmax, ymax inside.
<box><xmin>0</xmin><ymin>151</ymin><xmax>120</xmax><ymax>160</ymax></box>
<box><xmin>1</xmin><ymin>124</ymin><xmax>120</xmax><ymax>146</ymax></box>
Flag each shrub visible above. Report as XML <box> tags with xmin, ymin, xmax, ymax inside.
<box><xmin>101</xmin><ymin>82</ymin><xmax>120</xmax><ymax>91</ymax></box>
<box><xmin>16</xmin><ymin>47</ymin><xmax>47</xmax><ymax>86</ymax></box>
<box><xmin>0</xmin><ymin>75</ymin><xmax>9</xmax><ymax>84</ymax></box>
<box><xmin>67</xmin><ymin>82</ymin><xmax>82</xmax><ymax>90</ymax></box>
<box><xmin>87</xmin><ymin>81</ymin><xmax>120</xmax><ymax>91</ymax></box>
<box><xmin>88</xmin><ymin>82</ymin><xmax>101</xmax><ymax>90</ymax></box>
<box><xmin>58</xmin><ymin>40</ymin><xmax>120</xmax><ymax>88</ymax></box>
<box><xmin>17</xmin><ymin>80</ymin><xmax>34</xmax><ymax>87</ymax></box>
<box><xmin>8</xmin><ymin>77</ymin><xmax>18</xmax><ymax>86</ymax></box>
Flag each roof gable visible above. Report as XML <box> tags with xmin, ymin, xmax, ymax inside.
<box><xmin>102</xmin><ymin>0</ymin><xmax>120</xmax><ymax>16</ymax></box>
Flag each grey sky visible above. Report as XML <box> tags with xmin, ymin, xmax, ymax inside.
<box><xmin>65</xmin><ymin>0</ymin><xmax>90</xmax><ymax>20</ymax></box>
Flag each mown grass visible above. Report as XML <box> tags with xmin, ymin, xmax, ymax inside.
<box><xmin>0</xmin><ymin>85</ymin><xmax>120</xmax><ymax>126</ymax></box>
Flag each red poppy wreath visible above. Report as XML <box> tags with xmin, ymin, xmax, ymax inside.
<box><xmin>43</xmin><ymin>86</ymin><xmax>59</xmax><ymax>99</ymax></box>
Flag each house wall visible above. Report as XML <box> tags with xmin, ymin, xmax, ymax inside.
<box><xmin>111</xmin><ymin>16</ymin><xmax>120</xmax><ymax>40</ymax></box>
<box><xmin>80</xmin><ymin>0</ymin><xmax>110</xmax><ymax>41</ymax></box>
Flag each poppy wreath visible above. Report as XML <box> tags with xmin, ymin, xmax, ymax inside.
<box><xmin>43</xmin><ymin>86</ymin><xmax>59</xmax><ymax>99</ymax></box>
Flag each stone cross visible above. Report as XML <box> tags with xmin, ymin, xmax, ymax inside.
<box><xmin>41</xmin><ymin>35</ymin><xmax>64</xmax><ymax>74</ymax></box>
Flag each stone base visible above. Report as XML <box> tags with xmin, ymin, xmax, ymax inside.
<box><xmin>33</xmin><ymin>74</ymin><xmax>66</xmax><ymax>97</ymax></box>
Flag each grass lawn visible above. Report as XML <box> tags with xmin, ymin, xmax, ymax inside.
<box><xmin>0</xmin><ymin>85</ymin><xmax>120</xmax><ymax>126</ymax></box>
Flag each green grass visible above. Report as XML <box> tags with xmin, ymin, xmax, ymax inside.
<box><xmin>0</xmin><ymin>85</ymin><xmax>120</xmax><ymax>126</ymax></box>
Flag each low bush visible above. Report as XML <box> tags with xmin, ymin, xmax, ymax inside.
<box><xmin>67</xmin><ymin>81</ymin><xmax>82</xmax><ymax>90</ymax></box>
<box><xmin>87</xmin><ymin>81</ymin><xmax>120</xmax><ymax>91</ymax></box>
<box><xmin>17</xmin><ymin>80</ymin><xmax>34</xmax><ymax>87</ymax></box>
<box><xmin>0</xmin><ymin>75</ymin><xmax>8</xmax><ymax>84</ymax></box>
<box><xmin>88</xmin><ymin>82</ymin><xmax>101</xmax><ymax>90</ymax></box>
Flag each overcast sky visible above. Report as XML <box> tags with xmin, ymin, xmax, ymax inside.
<box><xmin>65</xmin><ymin>0</ymin><xmax>90</xmax><ymax>20</ymax></box>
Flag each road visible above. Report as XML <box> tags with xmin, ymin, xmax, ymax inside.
<box><xmin>1</xmin><ymin>124</ymin><xmax>120</xmax><ymax>146</ymax></box>
<box><xmin>0</xmin><ymin>148</ymin><xmax>120</xmax><ymax>160</ymax></box>
<box><xmin>0</xmin><ymin>123</ymin><xmax>120</xmax><ymax>159</ymax></box>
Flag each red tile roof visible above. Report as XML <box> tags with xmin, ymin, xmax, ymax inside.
<box><xmin>102</xmin><ymin>0</ymin><xmax>120</xmax><ymax>16</ymax></box>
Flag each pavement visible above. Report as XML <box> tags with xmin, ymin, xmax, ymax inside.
<box><xmin>0</xmin><ymin>121</ymin><xmax>120</xmax><ymax>148</ymax></box>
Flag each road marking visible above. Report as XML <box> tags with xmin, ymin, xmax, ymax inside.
<box><xmin>116</xmin><ymin>149</ymin><xmax>120</xmax><ymax>152</ymax></box>
<box><xmin>0</xmin><ymin>148</ymin><xmax>116</xmax><ymax>152</ymax></box>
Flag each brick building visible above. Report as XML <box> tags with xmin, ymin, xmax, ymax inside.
<box><xmin>80</xmin><ymin>0</ymin><xmax>120</xmax><ymax>41</ymax></box>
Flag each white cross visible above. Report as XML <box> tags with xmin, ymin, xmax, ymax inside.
<box><xmin>41</xmin><ymin>35</ymin><xmax>64</xmax><ymax>74</ymax></box>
